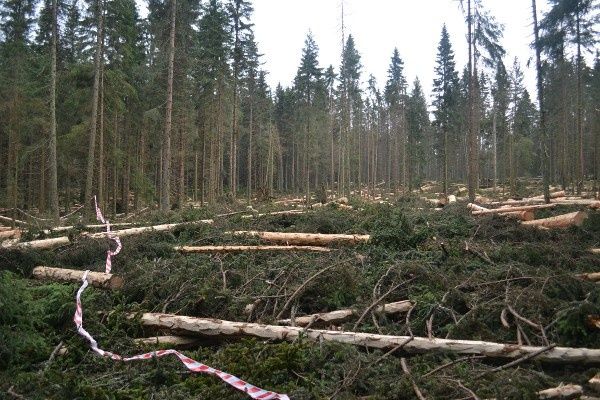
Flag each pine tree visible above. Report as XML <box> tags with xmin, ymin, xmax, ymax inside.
<box><xmin>384</xmin><ymin>48</ymin><xmax>407</xmax><ymax>192</ymax></box>
<box><xmin>407</xmin><ymin>78</ymin><xmax>429</xmax><ymax>189</ymax></box>
<box><xmin>432</xmin><ymin>25</ymin><xmax>459</xmax><ymax>195</ymax></box>
<box><xmin>541</xmin><ymin>0</ymin><xmax>597</xmax><ymax>193</ymax></box>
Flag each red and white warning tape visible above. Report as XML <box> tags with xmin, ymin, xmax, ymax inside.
<box><xmin>72</xmin><ymin>198</ymin><xmax>289</xmax><ymax>400</ymax></box>
<box><xmin>93</xmin><ymin>196</ymin><xmax>122</xmax><ymax>274</ymax></box>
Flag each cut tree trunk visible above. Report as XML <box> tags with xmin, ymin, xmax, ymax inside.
<box><xmin>277</xmin><ymin>300</ymin><xmax>413</xmax><ymax>327</ymax></box>
<box><xmin>228</xmin><ymin>231</ymin><xmax>370</xmax><ymax>246</ymax></box>
<box><xmin>589</xmin><ymin>373</ymin><xmax>600</xmax><ymax>393</ymax></box>
<box><xmin>471</xmin><ymin>204</ymin><xmax>556</xmax><ymax>215</ymax></box>
<box><xmin>134</xmin><ymin>336</ymin><xmax>200</xmax><ymax>348</ymax></box>
<box><xmin>8</xmin><ymin>220</ymin><xmax>213</xmax><ymax>250</ymax></box>
<box><xmin>578</xmin><ymin>272</ymin><xmax>600</xmax><ymax>282</ymax></box>
<box><xmin>137</xmin><ymin>313</ymin><xmax>600</xmax><ymax>364</ymax></box>
<box><xmin>0</xmin><ymin>230</ymin><xmax>21</xmax><ymax>239</ymax></box>
<box><xmin>590</xmin><ymin>249</ymin><xmax>600</xmax><ymax>255</ymax></box>
<box><xmin>522</xmin><ymin>212</ymin><xmax>587</xmax><ymax>229</ymax></box>
<box><xmin>175</xmin><ymin>245</ymin><xmax>332</xmax><ymax>253</ymax></box>
<box><xmin>537</xmin><ymin>384</ymin><xmax>582</xmax><ymax>399</ymax></box>
<box><xmin>468</xmin><ymin>204</ymin><xmax>535</xmax><ymax>221</ymax></box>
<box><xmin>32</xmin><ymin>266</ymin><xmax>123</xmax><ymax>289</ymax></box>
<box><xmin>0</xmin><ymin>215</ymin><xmax>27</xmax><ymax>226</ymax></box>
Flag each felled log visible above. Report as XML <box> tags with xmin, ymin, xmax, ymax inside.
<box><xmin>277</xmin><ymin>300</ymin><xmax>413</xmax><ymax>327</ymax></box>
<box><xmin>552</xmin><ymin>198</ymin><xmax>600</xmax><ymax>208</ymax></box>
<box><xmin>590</xmin><ymin>373</ymin><xmax>600</xmax><ymax>393</ymax></box>
<box><xmin>85</xmin><ymin>220</ymin><xmax>214</xmax><ymax>239</ymax></box>
<box><xmin>522</xmin><ymin>211</ymin><xmax>587</xmax><ymax>229</ymax></box>
<box><xmin>530</xmin><ymin>191</ymin><xmax>566</xmax><ymax>200</ymax></box>
<box><xmin>586</xmin><ymin>315</ymin><xmax>600</xmax><ymax>330</ymax></box>
<box><xmin>175</xmin><ymin>245</ymin><xmax>332</xmax><ymax>253</ymax></box>
<box><xmin>0</xmin><ymin>226</ymin><xmax>13</xmax><ymax>232</ymax></box>
<box><xmin>44</xmin><ymin>222</ymin><xmax>133</xmax><ymax>233</ymax></box>
<box><xmin>537</xmin><ymin>384</ymin><xmax>583</xmax><ymax>399</ymax></box>
<box><xmin>0</xmin><ymin>229</ymin><xmax>21</xmax><ymax>239</ymax></box>
<box><xmin>8</xmin><ymin>220</ymin><xmax>214</xmax><ymax>250</ymax></box>
<box><xmin>577</xmin><ymin>272</ymin><xmax>600</xmax><ymax>282</ymax></box>
<box><xmin>32</xmin><ymin>266</ymin><xmax>123</xmax><ymax>289</ymax></box>
<box><xmin>591</xmin><ymin>249</ymin><xmax>600</xmax><ymax>255</ymax></box>
<box><xmin>134</xmin><ymin>335</ymin><xmax>200</xmax><ymax>348</ymax></box>
<box><xmin>0</xmin><ymin>214</ymin><xmax>28</xmax><ymax>226</ymax></box>
<box><xmin>467</xmin><ymin>204</ymin><xmax>535</xmax><ymax>221</ymax></box>
<box><xmin>241</xmin><ymin>210</ymin><xmax>305</xmax><ymax>219</ymax></box>
<box><xmin>228</xmin><ymin>231</ymin><xmax>370</xmax><ymax>246</ymax></box>
<box><xmin>471</xmin><ymin>204</ymin><xmax>556</xmax><ymax>215</ymax></box>
<box><xmin>136</xmin><ymin>313</ymin><xmax>600</xmax><ymax>364</ymax></box>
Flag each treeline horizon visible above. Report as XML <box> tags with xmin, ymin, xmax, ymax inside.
<box><xmin>0</xmin><ymin>0</ymin><xmax>598</xmax><ymax>219</ymax></box>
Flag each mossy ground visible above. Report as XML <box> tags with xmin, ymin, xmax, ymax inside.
<box><xmin>1</xmin><ymin>195</ymin><xmax>599</xmax><ymax>399</ymax></box>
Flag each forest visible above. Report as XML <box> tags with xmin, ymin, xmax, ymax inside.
<box><xmin>1</xmin><ymin>0</ymin><xmax>600</xmax><ymax>399</ymax></box>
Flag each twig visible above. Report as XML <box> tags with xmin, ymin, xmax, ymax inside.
<box><xmin>43</xmin><ymin>341</ymin><xmax>64</xmax><ymax>371</ymax></box>
<box><xmin>352</xmin><ymin>278</ymin><xmax>411</xmax><ymax>330</ymax></box>
<box><xmin>275</xmin><ymin>262</ymin><xmax>340</xmax><ymax>320</ymax></box>
<box><xmin>401</xmin><ymin>358</ymin><xmax>427</xmax><ymax>400</ymax></box>
<box><xmin>476</xmin><ymin>344</ymin><xmax>557</xmax><ymax>378</ymax></box>
<box><xmin>422</xmin><ymin>355</ymin><xmax>485</xmax><ymax>378</ymax></box>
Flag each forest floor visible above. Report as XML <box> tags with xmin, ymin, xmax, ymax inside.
<box><xmin>1</xmin><ymin>184</ymin><xmax>600</xmax><ymax>399</ymax></box>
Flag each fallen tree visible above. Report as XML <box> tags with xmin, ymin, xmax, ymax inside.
<box><xmin>537</xmin><ymin>384</ymin><xmax>582</xmax><ymax>399</ymax></box>
<box><xmin>227</xmin><ymin>231</ymin><xmax>370</xmax><ymax>246</ymax></box>
<box><xmin>0</xmin><ymin>229</ymin><xmax>21</xmax><ymax>239</ymax></box>
<box><xmin>0</xmin><ymin>214</ymin><xmax>28</xmax><ymax>226</ymax></box>
<box><xmin>175</xmin><ymin>245</ymin><xmax>332</xmax><ymax>254</ymax></box>
<box><xmin>577</xmin><ymin>272</ymin><xmax>600</xmax><ymax>282</ymax></box>
<box><xmin>467</xmin><ymin>204</ymin><xmax>535</xmax><ymax>221</ymax></box>
<box><xmin>522</xmin><ymin>211</ymin><xmax>587</xmax><ymax>229</ymax></box>
<box><xmin>6</xmin><ymin>220</ymin><xmax>214</xmax><ymax>250</ymax></box>
<box><xmin>471</xmin><ymin>204</ymin><xmax>556</xmax><ymax>215</ymax></box>
<box><xmin>277</xmin><ymin>300</ymin><xmax>413</xmax><ymax>327</ymax></box>
<box><xmin>32</xmin><ymin>266</ymin><xmax>123</xmax><ymax>289</ymax></box>
<box><xmin>134</xmin><ymin>335</ymin><xmax>201</xmax><ymax>347</ymax></box>
<box><xmin>591</xmin><ymin>249</ymin><xmax>600</xmax><ymax>255</ymax></box>
<box><xmin>135</xmin><ymin>313</ymin><xmax>600</xmax><ymax>364</ymax></box>
<box><xmin>590</xmin><ymin>373</ymin><xmax>600</xmax><ymax>393</ymax></box>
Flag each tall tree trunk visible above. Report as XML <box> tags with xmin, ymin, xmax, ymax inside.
<box><xmin>492</xmin><ymin>108</ymin><xmax>497</xmax><ymax>192</ymax></box>
<box><xmin>467</xmin><ymin>0</ymin><xmax>476</xmax><ymax>201</ymax></box>
<box><xmin>48</xmin><ymin>0</ymin><xmax>59</xmax><ymax>221</ymax></box>
<box><xmin>532</xmin><ymin>0</ymin><xmax>550</xmax><ymax>202</ymax></box>
<box><xmin>247</xmin><ymin>101</ymin><xmax>253</xmax><ymax>203</ymax></box>
<box><xmin>575</xmin><ymin>8</ymin><xmax>583</xmax><ymax>194</ymax></box>
<box><xmin>98</xmin><ymin>69</ymin><xmax>104</xmax><ymax>210</ymax></box>
<box><xmin>161</xmin><ymin>0</ymin><xmax>176</xmax><ymax>211</ymax></box>
<box><xmin>84</xmin><ymin>0</ymin><xmax>104</xmax><ymax>215</ymax></box>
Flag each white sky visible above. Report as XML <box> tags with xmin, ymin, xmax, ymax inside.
<box><xmin>253</xmin><ymin>0</ymin><xmax>553</xmax><ymax>101</ymax></box>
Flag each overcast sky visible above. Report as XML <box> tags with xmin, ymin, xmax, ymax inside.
<box><xmin>253</xmin><ymin>0</ymin><xmax>553</xmax><ymax>101</ymax></box>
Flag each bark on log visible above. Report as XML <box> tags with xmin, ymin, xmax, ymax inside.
<box><xmin>241</xmin><ymin>210</ymin><xmax>305</xmax><ymax>219</ymax></box>
<box><xmin>0</xmin><ymin>226</ymin><xmax>13</xmax><ymax>232</ymax></box>
<box><xmin>228</xmin><ymin>231</ymin><xmax>370</xmax><ymax>246</ymax></box>
<box><xmin>175</xmin><ymin>245</ymin><xmax>332</xmax><ymax>253</ymax></box>
<box><xmin>591</xmin><ymin>249</ymin><xmax>600</xmax><ymax>255</ymax></box>
<box><xmin>0</xmin><ymin>215</ymin><xmax>28</xmax><ymax>226</ymax></box>
<box><xmin>0</xmin><ymin>230</ymin><xmax>21</xmax><ymax>239</ymax></box>
<box><xmin>471</xmin><ymin>204</ymin><xmax>556</xmax><ymax>215</ymax></box>
<box><xmin>590</xmin><ymin>373</ymin><xmax>600</xmax><ymax>393</ymax></box>
<box><xmin>530</xmin><ymin>191</ymin><xmax>566</xmax><ymax>200</ymax></box>
<box><xmin>136</xmin><ymin>313</ymin><xmax>600</xmax><ymax>364</ymax></box>
<box><xmin>578</xmin><ymin>272</ymin><xmax>600</xmax><ymax>282</ymax></box>
<box><xmin>277</xmin><ymin>300</ymin><xmax>413</xmax><ymax>327</ymax></box>
<box><xmin>134</xmin><ymin>335</ymin><xmax>200</xmax><ymax>347</ymax></box>
<box><xmin>32</xmin><ymin>266</ymin><xmax>123</xmax><ymax>289</ymax></box>
<box><xmin>10</xmin><ymin>236</ymin><xmax>70</xmax><ymax>250</ymax></box>
<box><xmin>537</xmin><ymin>384</ymin><xmax>583</xmax><ymax>399</ymax></box>
<box><xmin>468</xmin><ymin>204</ymin><xmax>535</xmax><ymax>221</ymax></box>
<box><xmin>551</xmin><ymin>198</ymin><xmax>600</xmax><ymax>208</ymax></box>
<box><xmin>45</xmin><ymin>222</ymin><xmax>133</xmax><ymax>233</ymax></box>
<box><xmin>522</xmin><ymin>212</ymin><xmax>587</xmax><ymax>229</ymax></box>
<box><xmin>6</xmin><ymin>220</ymin><xmax>214</xmax><ymax>250</ymax></box>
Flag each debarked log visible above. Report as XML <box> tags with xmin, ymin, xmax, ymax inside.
<box><xmin>175</xmin><ymin>245</ymin><xmax>332</xmax><ymax>253</ymax></box>
<box><xmin>277</xmin><ymin>300</ymin><xmax>413</xmax><ymax>327</ymax></box>
<box><xmin>6</xmin><ymin>220</ymin><xmax>214</xmax><ymax>250</ymax></box>
<box><xmin>32</xmin><ymin>266</ymin><xmax>123</xmax><ymax>289</ymax></box>
<box><xmin>537</xmin><ymin>384</ymin><xmax>583</xmax><ymax>399</ymax></box>
<box><xmin>522</xmin><ymin>211</ymin><xmax>587</xmax><ymax>229</ymax></box>
<box><xmin>227</xmin><ymin>231</ymin><xmax>370</xmax><ymax>246</ymax></box>
<box><xmin>136</xmin><ymin>313</ymin><xmax>600</xmax><ymax>364</ymax></box>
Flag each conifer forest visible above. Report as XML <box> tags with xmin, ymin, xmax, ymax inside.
<box><xmin>1</xmin><ymin>0</ymin><xmax>600</xmax><ymax>399</ymax></box>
